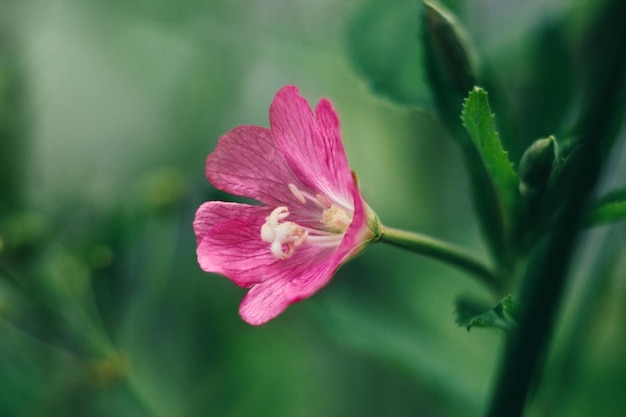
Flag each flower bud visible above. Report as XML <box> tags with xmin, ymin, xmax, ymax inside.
<box><xmin>423</xmin><ymin>0</ymin><xmax>479</xmax><ymax>136</ymax></box>
<box><xmin>518</xmin><ymin>135</ymin><xmax>558</xmax><ymax>196</ymax></box>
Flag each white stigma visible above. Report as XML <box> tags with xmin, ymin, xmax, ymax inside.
<box><xmin>261</xmin><ymin>207</ymin><xmax>308</xmax><ymax>260</ymax></box>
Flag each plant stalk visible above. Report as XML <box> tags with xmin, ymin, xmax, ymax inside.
<box><xmin>380</xmin><ymin>226</ymin><xmax>503</xmax><ymax>295</ymax></box>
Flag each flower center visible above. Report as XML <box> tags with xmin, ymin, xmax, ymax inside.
<box><xmin>260</xmin><ymin>185</ymin><xmax>355</xmax><ymax>260</ymax></box>
<box><xmin>321</xmin><ymin>206</ymin><xmax>351</xmax><ymax>233</ymax></box>
<box><xmin>261</xmin><ymin>206</ymin><xmax>353</xmax><ymax>261</ymax></box>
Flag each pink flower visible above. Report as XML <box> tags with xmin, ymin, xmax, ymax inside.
<box><xmin>193</xmin><ymin>86</ymin><xmax>380</xmax><ymax>325</ymax></box>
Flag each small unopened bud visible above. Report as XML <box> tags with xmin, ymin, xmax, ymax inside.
<box><xmin>518</xmin><ymin>135</ymin><xmax>558</xmax><ymax>196</ymax></box>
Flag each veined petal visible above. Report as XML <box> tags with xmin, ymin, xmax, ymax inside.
<box><xmin>315</xmin><ymin>99</ymin><xmax>354</xmax><ymax>205</ymax></box>
<box><xmin>239</xmin><ymin>261</ymin><xmax>335</xmax><ymax>325</ymax></box>
<box><xmin>196</xmin><ymin>214</ymin><xmax>272</xmax><ymax>286</ymax></box>
<box><xmin>206</xmin><ymin>125</ymin><xmax>308</xmax><ymax>207</ymax></box>
<box><xmin>193</xmin><ymin>201</ymin><xmax>270</xmax><ymax>244</ymax></box>
<box><xmin>286</xmin><ymin>187</ymin><xmax>371</xmax><ymax>300</ymax></box>
<box><xmin>270</xmin><ymin>86</ymin><xmax>355</xmax><ymax>207</ymax></box>
<box><xmin>197</xmin><ymin>214</ymin><xmax>333</xmax><ymax>288</ymax></box>
<box><xmin>335</xmin><ymin>186</ymin><xmax>371</xmax><ymax>262</ymax></box>
<box><xmin>238</xmin><ymin>278</ymin><xmax>290</xmax><ymax>325</ymax></box>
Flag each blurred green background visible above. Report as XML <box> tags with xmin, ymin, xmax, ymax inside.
<box><xmin>0</xmin><ymin>0</ymin><xmax>625</xmax><ymax>416</ymax></box>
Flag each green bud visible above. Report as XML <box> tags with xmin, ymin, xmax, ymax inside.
<box><xmin>518</xmin><ymin>135</ymin><xmax>558</xmax><ymax>196</ymax></box>
<box><xmin>424</xmin><ymin>0</ymin><xmax>477</xmax><ymax>92</ymax></box>
<box><xmin>423</xmin><ymin>0</ymin><xmax>478</xmax><ymax>126</ymax></box>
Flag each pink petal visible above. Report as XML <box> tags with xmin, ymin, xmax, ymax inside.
<box><xmin>197</xmin><ymin>213</ymin><xmax>333</xmax><ymax>288</ymax></box>
<box><xmin>315</xmin><ymin>99</ymin><xmax>353</xmax><ymax>204</ymax></box>
<box><xmin>206</xmin><ymin>125</ymin><xmax>308</xmax><ymax>208</ymax></box>
<box><xmin>270</xmin><ymin>86</ymin><xmax>355</xmax><ymax>207</ymax></box>
<box><xmin>239</xmin><ymin>261</ymin><xmax>336</xmax><ymax>325</ymax></box>
<box><xmin>238</xmin><ymin>278</ymin><xmax>291</xmax><ymax>325</ymax></box>
<box><xmin>196</xmin><ymin>214</ymin><xmax>272</xmax><ymax>286</ymax></box>
<box><xmin>334</xmin><ymin>186</ymin><xmax>369</xmax><ymax>263</ymax></box>
<box><xmin>193</xmin><ymin>201</ymin><xmax>270</xmax><ymax>244</ymax></box>
<box><xmin>279</xmin><ymin>189</ymin><xmax>370</xmax><ymax>303</ymax></box>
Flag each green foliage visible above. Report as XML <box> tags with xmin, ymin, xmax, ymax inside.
<box><xmin>486</xmin><ymin>1</ymin><xmax>626</xmax><ymax>415</ymax></box>
<box><xmin>586</xmin><ymin>188</ymin><xmax>626</xmax><ymax>226</ymax></box>
<box><xmin>420</xmin><ymin>3</ymin><xmax>516</xmax><ymax>268</ymax></box>
<box><xmin>346</xmin><ymin>0</ymin><xmax>432</xmax><ymax>107</ymax></box>
<box><xmin>456</xmin><ymin>295</ymin><xmax>519</xmax><ymax>332</ymax></box>
<box><xmin>461</xmin><ymin>87</ymin><xmax>518</xmax><ymax>207</ymax></box>
<box><xmin>422</xmin><ymin>0</ymin><xmax>477</xmax><ymax>137</ymax></box>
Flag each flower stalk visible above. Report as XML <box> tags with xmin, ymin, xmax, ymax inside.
<box><xmin>380</xmin><ymin>226</ymin><xmax>503</xmax><ymax>295</ymax></box>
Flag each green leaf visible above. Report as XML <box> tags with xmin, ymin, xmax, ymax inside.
<box><xmin>456</xmin><ymin>295</ymin><xmax>519</xmax><ymax>332</ymax></box>
<box><xmin>461</xmin><ymin>87</ymin><xmax>518</xmax><ymax>206</ymax></box>
<box><xmin>585</xmin><ymin>187</ymin><xmax>626</xmax><ymax>226</ymax></box>
<box><xmin>346</xmin><ymin>0</ymin><xmax>432</xmax><ymax>107</ymax></box>
<box><xmin>421</xmin><ymin>5</ymin><xmax>514</xmax><ymax>266</ymax></box>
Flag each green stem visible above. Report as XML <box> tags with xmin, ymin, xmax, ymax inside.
<box><xmin>486</xmin><ymin>1</ymin><xmax>626</xmax><ymax>414</ymax></box>
<box><xmin>380</xmin><ymin>226</ymin><xmax>503</xmax><ymax>295</ymax></box>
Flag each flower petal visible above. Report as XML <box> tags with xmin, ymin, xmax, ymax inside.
<box><xmin>315</xmin><ymin>98</ymin><xmax>354</xmax><ymax>205</ymax></box>
<box><xmin>239</xmin><ymin>261</ymin><xmax>335</xmax><ymax>325</ymax></box>
<box><xmin>196</xmin><ymin>214</ymin><xmax>272</xmax><ymax>285</ymax></box>
<box><xmin>197</xmin><ymin>213</ymin><xmax>333</xmax><ymax>288</ymax></box>
<box><xmin>270</xmin><ymin>86</ymin><xmax>355</xmax><ymax>207</ymax></box>
<box><xmin>193</xmin><ymin>201</ymin><xmax>270</xmax><ymax>244</ymax></box>
<box><xmin>334</xmin><ymin>186</ymin><xmax>370</xmax><ymax>263</ymax></box>
<box><xmin>284</xmin><ymin>188</ymin><xmax>369</xmax><ymax>303</ymax></box>
<box><xmin>206</xmin><ymin>125</ymin><xmax>307</xmax><ymax>207</ymax></box>
<box><xmin>238</xmin><ymin>278</ymin><xmax>291</xmax><ymax>325</ymax></box>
